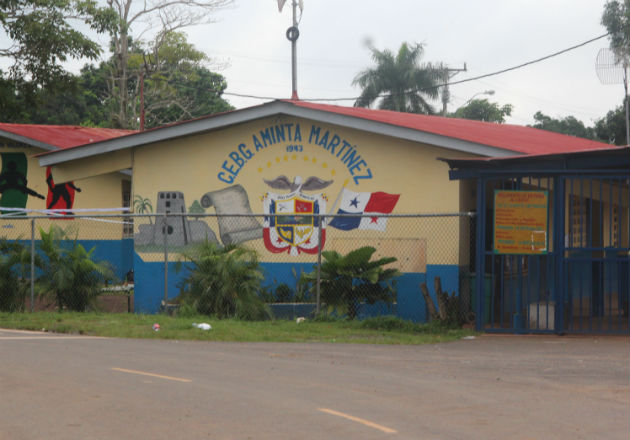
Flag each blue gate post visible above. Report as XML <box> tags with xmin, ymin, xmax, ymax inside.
<box><xmin>475</xmin><ymin>177</ymin><xmax>486</xmax><ymax>331</ymax></box>
<box><xmin>514</xmin><ymin>257</ymin><xmax>524</xmax><ymax>332</ymax></box>
<box><xmin>553</xmin><ymin>176</ymin><xmax>566</xmax><ymax>333</ymax></box>
<box><xmin>513</xmin><ymin>178</ymin><xmax>524</xmax><ymax>333</ymax></box>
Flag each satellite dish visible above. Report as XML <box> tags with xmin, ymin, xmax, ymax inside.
<box><xmin>596</xmin><ymin>48</ymin><xmax>627</xmax><ymax>85</ymax></box>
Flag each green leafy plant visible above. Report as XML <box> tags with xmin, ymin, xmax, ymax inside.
<box><xmin>0</xmin><ymin>239</ymin><xmax>37</xmax><ymax>312</ymax></box>
<box><xmin>303</xmin><ymin>246</ymin><xmax>401</xmax><ymax>319</ymax></box>
<box><xmin>176</xmin><ymin>240</ymin><xmax>270</xmax><ymax>320</ymax></box>
<box><xmin>292</xmin><ymin>266</ymin><xmax>313</xmax><ymax>303</ymax></box>
<box><xmin>274</xmin><ymin>283</ymin><xmax>293</xmax><ymax>303</ymax></box>
<box><xmin>38</xmin><ymin>226</ymin><xmax>115</xmax><ymax>311</ymax></box>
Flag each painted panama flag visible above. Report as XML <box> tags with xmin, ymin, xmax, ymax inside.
<box><xmin>263</xmin><ymin>191</ymin><xmax>326</xmax><ymax>256</ymax></box>
<box><xmin>328</xmin><ymin>188</ymin><xmax>400</xmax><ymax>231</ymax></box>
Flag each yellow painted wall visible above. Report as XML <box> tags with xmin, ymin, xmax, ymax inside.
<box><xmin>51</xmin><ymin>149</ymin><xmax>132</xmax><ymax>183</ymax></box>
<box><xmin>132</xmin><ymin>116</ymin><xmax>478</xmax><ymax>265</ymax></box>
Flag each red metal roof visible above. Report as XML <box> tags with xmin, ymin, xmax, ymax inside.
<box><xmin>0</xmin><ymin>123</ymin><xmax>134</xmax><ymax>149</ymax></box>
<box><xmin>284</xmin><ymin>100</ymin><xmax>614</xmax><ymax>155</ymax></box>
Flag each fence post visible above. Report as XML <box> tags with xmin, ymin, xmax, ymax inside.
<box><xmin>163</xmin><ymin>213</ymin><xmax>168</xmax><ymax>303</ymax></box>
<box><xmin>316</xmin><ymin>214</ymin><xmax>322</xmax><ymax>314</ymax></box>
<box><xmin>30</xmin><ymin>218</ymin><xmax>35</xmax><ymax>313</ymax></box>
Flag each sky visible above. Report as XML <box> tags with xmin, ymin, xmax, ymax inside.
<box><xmin>175</xmin><ymin>0</ymin><xmax>623</xmax><ymax>127</ymax></box>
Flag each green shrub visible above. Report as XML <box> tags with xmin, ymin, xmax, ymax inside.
<box><xmin>176</xmin><ymin>240</ymin><xmax>270</xmax><ymax>320</ymax></box>
<box><xmin>274</xmin><ymin>283</ymin><xmax>293</xmax><ymax>303</ymax></box>
<box><xmin>0</xmin><ymin>239</ymin><xmax>34</xmax><ymax>312</ymax></box>
<box><xmin>302</xmin><ymin>246</ymin><xmax>401</xmax><ymax>319</ymax></box>
<box><xmin>38</xmin><ymin>226</ymin><xmax>115</xmax><ymax>311</ymax></box>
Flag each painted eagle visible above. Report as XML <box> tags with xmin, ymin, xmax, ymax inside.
<box><xmin>263</xmin><ymin>175</ymin><xmax>333</xmax><ymax>192</ymax></box>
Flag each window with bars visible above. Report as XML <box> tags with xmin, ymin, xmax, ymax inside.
<box><xmin>122</xmin><ymin>180</ymin><xmax>133</xmax><ymax>237</ymax></box>
<box><xmin>569</xmin><ymin>195</ymin><xmax>587</xmax><ymax>248</ymax></box>
<box><xmin>612</xmin><ymin>204</ymin><xmax>619</xmax><ymax>247</ymax></box>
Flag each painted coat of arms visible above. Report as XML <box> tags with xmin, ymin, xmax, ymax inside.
<box><xmin>262</xmin><ymin>176</ymin><xmax>331</xmax><ymax>256</ymax></box>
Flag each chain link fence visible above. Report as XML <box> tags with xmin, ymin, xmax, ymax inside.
<box><xmin>0</xmin><ymin>212</ymin><xmax>476</xmax><ymax>324</ymax></box>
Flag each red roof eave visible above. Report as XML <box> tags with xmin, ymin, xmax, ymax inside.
<box><xmin>0</xmin><ymin>123</ymin><xmax>135</xmax><ymax>152</ymax></box>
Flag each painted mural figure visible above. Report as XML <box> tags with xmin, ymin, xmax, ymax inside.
<box><xmin>0</xmin><ymin>160</ymin><xmax>45</xmax><ymax>200</ymax></box>
<box><xmin>46</xmin><ymin>173</ymin><xmax>81</xmax><ymax>209</ymax></box>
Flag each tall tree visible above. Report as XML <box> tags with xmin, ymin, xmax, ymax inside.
<box><xmin>128</xmin><ymin>32</ymin><xmax>232</xmax><ymax>128</ymax></box>
<box><xmin>602</xmin><ymin>1</ymin><xmax>630</xmax><ymax>144</ymax></box>
<box><xmin>602</xmin><ymin>1</ymin><xmax>630</xmax><ymax>59</ymax></box>
<box><xmin>530</xmin><ymin>111</ymin><xmax>595</xmax><ymax>139</ymax></box>
<box><xmin>452</xmin><ymin>99</ymin><xmax>513</xmax><ymax>123</ymax></box>
<box><xmin>353</xmin><ymin>42</ymin><xmax>446</xmax><ymax>114</ymax></box>
<box><xmin>594</xmin><ymin>105</ymin><xmax>626</xmax><ymax>145</ymax></box>
<box><xmin>1</xmin><ymin>32</ymin><xmax>232</xmax><ymax>128</ymax></box>
<box><xmin>105</xmin><ymin>0</ymin><xmax>232</xmax><ymax>128</ymax></box>
<box><xmin>0</xmin><ymin>0</ymin><xmax>115</xmax><ymax>87</ymax></box>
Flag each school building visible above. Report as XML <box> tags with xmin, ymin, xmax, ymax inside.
<box><xmin>19</xmin><ymin>99</ymin><xmax>625</xmax><ymax>332</ymax></box>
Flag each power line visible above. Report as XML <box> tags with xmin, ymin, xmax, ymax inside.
<box><xmin>435</xmin><ymin>33</ymin><xmax>610</xmax><ymax>92</ymax></box>
<box><xmin>224</xmin><ymin>33</ymin><xmax>611</xmax><ymax>103</ymax></box>
<box><xmin>224</xmin><ymin>91</ymin><xmax>282</xmax><ymax>100</ymax></box>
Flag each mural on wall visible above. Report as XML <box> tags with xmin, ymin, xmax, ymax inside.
<box><xmin>135</xmin><ymin>191</ymin><xmax>218</xmax><ymax>248</ymax></box>
<box><xmin>133</xmin><ymin>121</ymin><xmax>403</xmax><ymax>256</ymax></box>
<box><xmin>0</xmin><ymin>153</ymin><xmax>44</xmax><ymax>213</ymax></box>
<box><xmin>328</xmin><ymin>188</ymin><xmax>400</xmax><ymax>231</ymax></box>
<box><xmin>45</xmin><ymin>167</ymin><xmax>81</xmax><ymax>215</ymax></box>
<box><xmin>262</xmin><ymin>175</ymin><xmax>332</xmax><ymax>255</ymax></box>
<box><xmin>134</xmin><ymin>185</ymin><xmax>263</xmax><ymax>249</ymax></box>
<box><xmin>200</xmin><ymin>185</ymin><xmax>262</xmax><ymax>245</ymax></box>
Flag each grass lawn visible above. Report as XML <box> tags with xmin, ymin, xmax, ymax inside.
<box><xmin>0</xmin><ymin>312</ymin><xmax>475</xmax><ymax>344</ymax></box>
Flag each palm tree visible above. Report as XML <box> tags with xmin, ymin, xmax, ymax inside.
<box><xmin>353</xmin><ymin>42</ymin><xmax>446</xmax><ymax>114</ymax></box>
<box><xmin>133</xmin><ymin>194</ymin><xmax>153</xmax><ymax>224</ymax></box>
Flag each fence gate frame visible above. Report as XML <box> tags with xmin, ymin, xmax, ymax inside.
<box><xmin>444</xmin><ymin>147</ymin><xmax>630</xmax><ymax>334</ymax></box>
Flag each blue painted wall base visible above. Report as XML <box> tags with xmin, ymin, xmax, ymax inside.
<box><xmin>132</xmin><ymin>252</ymin><xmax>465</xmax><ymax>322</ymax></box>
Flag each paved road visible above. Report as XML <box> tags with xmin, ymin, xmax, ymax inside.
<box><xmin>1</xmin><ymin>329</ymin><xmax>628</xmax><ymax>440</ymax></box>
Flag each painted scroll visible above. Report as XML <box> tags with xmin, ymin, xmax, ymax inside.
<box><xmin>201</xmin><ymin>184</ymin><xmax>262</xmax><ymax>245</ymax></box>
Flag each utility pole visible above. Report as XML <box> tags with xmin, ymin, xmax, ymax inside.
<box><xmin>441</xmin><ymin>63</ymin><xmax>467</xmax><ymax>116</ymax></box>
<box><xmin>623</xmin><ymin>62</ymin><xmax>629</xmax><ymax>145</ymax></box>
<box><xmin>290</xmin><ymin>0</ymin><xmax>299</xmax><ymax>99</ymax></box>
<box><xmin>279</xmin><ymin>0</ymin><xmax>302</xmax><ymax>100</ymax></box>
<box><xmin>139</xmin><ymin>71</ymin><xmax>145</xmax><ymax>131</ymax></box>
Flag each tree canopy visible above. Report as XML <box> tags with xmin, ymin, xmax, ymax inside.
<box><xmin>0</xmin><ymin>31</ymin><xmax>232</xmax><ymax>127</ymax></box>
<box><xmin>353</xmin><ymin>42</ymin><xmax>446</xmax><ymax>114</ymax></box>
<box><xmin>526</xmin><ymin>109</ymin><xmax>625</xmax><ymax>145</ymax></box>
<box><xmin>530</xmin><ymin>111</ymin><xmax>595</xmax><ymax>139</ymax></box>
<box><xmin>602</xmin><ymin>1</ymin><xmax>630</xmax><ymax>60</ymax></box>
<box><xmin>106</xmin><ymin>0</ymin><xmax>232</xmax><ymax>128</ymax></box>
<box><xmin>594</xmin><ymin>105</ymin><xmax>626</xmax><ymax>145</ymax></box>
<box><xmin>0</xmin><ymin>0</ymin><xmax>115</xmax><ymax>87</ymax></box>
<box><xmin>451</xmin><ymin>99</ymin><xmax>513</xmax><ymax>123</ymax></box>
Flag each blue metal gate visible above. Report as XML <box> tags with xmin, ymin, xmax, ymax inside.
<box><xmin>562</xmin><ymin>176</ymin><xmax>629</xmax><ymax>333</ymax></box>
<box><xmin>475</xmin><ymin>174</ymin><xmax>629</xmax><ymax>334</ymax></box>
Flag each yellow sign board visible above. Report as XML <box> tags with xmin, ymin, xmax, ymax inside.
<box><xmin>494</xmin><ymin>190</ymin><xmax>548</xmax><ymax>254</ymax></box>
